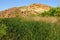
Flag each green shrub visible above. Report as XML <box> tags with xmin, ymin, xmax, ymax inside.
<box><xmin>0</xmin><ymin>18</ymin><xmax>59</xmax><ymax>40</ymax></box>
<box><xmin>0</xmin><ymin>24</ymin><xmax>7</xmax><ymax>38</ymax></box>
<box><xmin>40</xmin><ymin>7</ymin><xmax>60</xmax><ymax>17</ymax></box>
<box><xmin>0</xmin><ymin>19</ymin><xmax>7</xmax><ymax>39</ymax></box>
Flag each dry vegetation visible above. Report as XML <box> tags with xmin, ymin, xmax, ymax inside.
<box><xmin>0</xmin><ymin>3</ymin><xmax>51</xmax><ymax>18</ymax></box>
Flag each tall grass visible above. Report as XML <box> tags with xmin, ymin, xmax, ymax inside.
<box><xmin>0</xmin><ymin>18</ymin><xmax>60</xmax><ymax>40</ymax></box>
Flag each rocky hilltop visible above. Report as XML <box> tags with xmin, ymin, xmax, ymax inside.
<box><xmin>0</xmin><ymin>3</ymin><xmax>51</xmax><ymax>18</ymax></box>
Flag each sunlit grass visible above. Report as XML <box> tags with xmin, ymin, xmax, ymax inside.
<box><xmin>0</xmin><ymin>18</ymin><xmax>60</xmax><ymax>40</ymax></box>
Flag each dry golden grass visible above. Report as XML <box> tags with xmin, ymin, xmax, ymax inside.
<box><xmin>21</xmin><ymin>16</ymin><xmax>59</xmax><ymax>23</ymax></box>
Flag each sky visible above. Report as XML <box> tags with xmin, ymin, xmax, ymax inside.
<box><xmin>0</xmin><ymin>0</ymin><xmax>60</xmax><ymax>11</ymax></box>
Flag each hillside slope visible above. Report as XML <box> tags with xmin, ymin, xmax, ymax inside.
<box><xmin>0</xmin><ymin>3</ymin><xmax>51</xmax><ymax>18</ymax></box>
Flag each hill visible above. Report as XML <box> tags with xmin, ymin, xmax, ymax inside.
<box><xmin>0</xmin><ymin>4</ymin><xmax>60</xmax><ymax>40</ymax></box>
<box><xmin>0</xmin><ymin>3</ymin><xmax>51</xmax><ymax>18</ymax></box>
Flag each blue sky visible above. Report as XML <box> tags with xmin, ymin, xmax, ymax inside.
<box><xmin>0</xmin><ymin>0</ymin><xmax>60</xmax><ymax>11</ymax></box>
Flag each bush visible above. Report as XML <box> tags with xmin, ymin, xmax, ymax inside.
<box><xmin>0</xmin><ymin>18</ymin><xmax>59</xmax><ymax>40</ymax></box>
<box><xmin>0</xmin><ymin>19</ymin><xmax>7</xmax><ymax>39</ymax></box>
<box><xmin>0</xmin><ymin>24</ymin><xmax>7</xmax><ymax>38</ymax></box>
<box><xmin>40</xmin><ymin>7</ymin><xmax>60</xmax><ymax>17</ymax></box>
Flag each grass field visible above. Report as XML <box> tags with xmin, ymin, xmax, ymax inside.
<box><xmin>0</xmin><ymin>17</ymin><xmax>60</xmax><ymax>40</ymax></box>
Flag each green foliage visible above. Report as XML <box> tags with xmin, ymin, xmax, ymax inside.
<box><xmin>28</xmin><ymin>13</ymin><xmax>37</xmax><ymax>17</ymax></box>
<box><xmin>40</xmin><ymin>7</ymin><xmax>60</xmax><ymax>17</ymax></box>
<box><xmin>0</xmin><ymin>24</ymin><xmax>7</xmax><ymax>37</ymax></box>
<box><xmin>0</xmin><ymin>19</ymin><xmax>7</xmax><ymax>38</ymax></box>
<box><xmin>0</xmin><ymin>18</ymin><xmax>60</xmax><ymax>40</ymax></box>
<box><xmin>15</xmin><ymin>12</ymin><xmax>20</xmax><ymax>17</ymax></box>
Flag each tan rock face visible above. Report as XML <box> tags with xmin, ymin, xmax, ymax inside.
<box><xmin>28</xmin><ymin>3</ymin><xmax>51</xmax><ymax>13</ymax></box>
<box><xmin>0</xmin><ymin>3</ymin><xmax>51</xmax><ymax>18</ymax></box>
